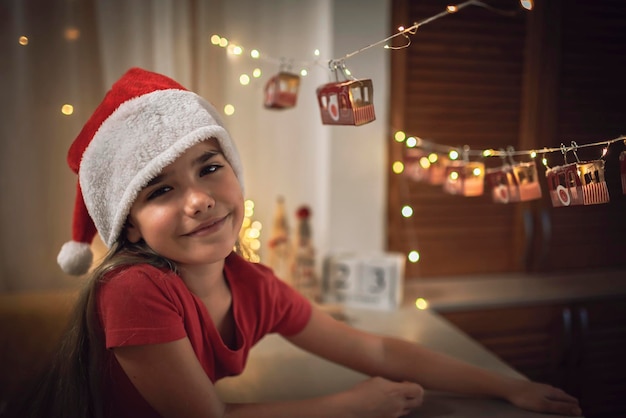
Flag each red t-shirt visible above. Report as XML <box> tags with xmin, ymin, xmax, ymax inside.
<box><xmin>97</xmin><ymin>252</ymin><xmax>312</xmax><ymax>417</ymax></box>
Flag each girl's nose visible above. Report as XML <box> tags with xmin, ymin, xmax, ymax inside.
<box><xmin>184</xmin><ymin>188</ymin><xmax>215</xmax><ymax>216</ymax></box>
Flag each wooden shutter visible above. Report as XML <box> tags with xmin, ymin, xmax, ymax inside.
<box><xmin>388</xmin><ymin>0</ymin><xmax>626</xmax><ymax>278</ymax></box>
<box><xmin>388</xmin><ymin>0</ymin><xmax>528</xmax><ymax>277</ymax></box>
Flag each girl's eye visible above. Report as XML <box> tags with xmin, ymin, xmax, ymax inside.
<box><xmin>200</xmin><ymin>164</ymin><xmax>222</xmax><ymax>177</ymax></box>
<box><xmin>147</xmin><ymin>186</ymin><xmax>172</xmax><ymax>200</ymax></box>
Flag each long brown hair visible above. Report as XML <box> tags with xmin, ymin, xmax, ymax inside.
<box><xmin>3</xmin><ymin>237</ymin><xmax>176</xmax><ymax>418</ymax></box>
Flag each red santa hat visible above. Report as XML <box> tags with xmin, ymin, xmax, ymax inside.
<box><xmin>57</xmin><ymin>67</ymin><xmax>244</xmax><ymax>275</ymax></box>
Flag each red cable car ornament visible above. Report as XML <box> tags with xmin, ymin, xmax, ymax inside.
<box><xmin>443</xmin><ymin>162</ymin><xmax>485</xmax><ymax>196</ymax></box>
<box><xmin>264</xmin><ymin>71</ymin><xmax>300</xmax><ymax>110</ymax></box>
<box><xmin>403</xmin><ymin>148</ymin><xmax>449</xmax><ymax>185</ymax></box>
<box><xmin>442</xmin><ymin>147</ymin><xmax>485</xmax><ymax>196</ymax></box>
<box><xmin>545</xmin><ymin>143</ymin><xmax>610</xmax><ymax>207</ymax></box>
<box><xmin>484</xmin><ymin>150</ymin><xmax>542</xmax><ymax>204</ymax></box>
<box><xmin>316</xmin><ymin>61</ymin><xmax>375</xmax><ymax>126</ymax></box>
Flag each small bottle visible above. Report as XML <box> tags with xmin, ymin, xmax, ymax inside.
<box><xmin>291</xmin><ymin>205</ymin><xmax>320</xmax><ymax>302</ymax></box>
<box><xmin>267</xmin><ymin>196</ymin><xmax>292</xmax><ymax>284</ymax></box>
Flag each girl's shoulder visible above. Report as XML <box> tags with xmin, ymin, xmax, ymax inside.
<box><xmin>99</xmin><ymin>263</ymin><xmax>183</xmax><ymax>294</ymax></box>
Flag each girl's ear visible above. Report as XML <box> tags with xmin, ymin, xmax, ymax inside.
<box><xmin>125</xmin><ymin>220</ymin><xmax>142</xmax><ymax>243</ymax></box>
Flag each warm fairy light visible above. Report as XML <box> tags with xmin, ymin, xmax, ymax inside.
<box><xmin>231</xmin><ymin>45</ymin><xmax>243</xmax><ymax>55</ymax></box>
<box><xmin>602</xmin><ymin>147</ymin><xmax>608</xmax><ymax>157</ymax></box>
<box><xmin>530</xmin><ymin>150</ymin><xmax>537</xmax><ymax>158</ymax></box>
<box><xmin>542</xmin><ymin>157</ymin><xmax>548</xmax><ymax>166</ymax></box>
<box><xmin>219</xmin><ymin>37</ymin><xmax>228</xmax><ymax>47</ymax></box>
<box><xmin>415</xmin><ymin>298</ymin><xmax>429</xmax><ymax>310</ymax></box>
<box><xmin>61</xmin><ymin>104</ymin><xmax>74</xmax><ymax>115</ymax></box>
<box><xmin>344</xmin><ymin>68</ymin><xmax>352</xmax><ymax>76</ymax></box>
<box><xmin>472</xmin><ymin>167</ymin><xmax>482</xmax><ymax>176</ymax></box>
<box><xmin>398</xmin><ymin>26</ymin><xmax>405</xmax><ymax>31</ymax></box>
<box><xmin>314</xmin><ymin>49</ymin><xmax>320</xmax><ymax>56</ymax></box>
<box><xmin>252</xmin><ymin>68</ymin><xmax>262</xmax><ymax>78</ymax></box>
<box><xmin>520</xmin><ymin>0</ymin><xmax>533</xmax><ymax>11</ymax></box>
<box><xmin>239</xmin><ymin>74</ymin><xmax>250</xmax><ymax>85</ymax></box>
<box><xmin>18</xmin><ymin>36</ymin><xmax>28</xmax><ymax>45</ymax></box>
<box><xmin>250</xmin><ymin>49</ymin><xmax>260</xmax><ymax>58</ymax></box>
<box><xmin>482</xmin><ymin>149</ymin><xmax>493</xmax><ymax>157</ymax></box>
<box><xmin>401</xmin><ymin>205</ymin><xmax>414</xmax><ymax>218</ymax></box>
<box><xmin>210</xmin><ymin>34</ymin><xmax>221</xmax><ymax>45</ymax></box>
<box><xmin>394</xmin><ymin>131</ymin><xmax>406</xmax><ymax>142</ymax></box>
<box><xmin>224</xmin><ymin>104</ymin><xmax>235</xmax><ymax>116</ymax></box>
<box><xmin>392</xmin><ymin>161</ymin><xmax>404</xmax><ymax>174</ymax></box>
<box><xmin>449</xmin><ymin>150</ymin><xmax>459</xmax><ymax>160</ymax></box>
<box><xmin>419</xmin><ymin>157</ymin><xmax>431</xmax><ymax>169</ymax></box>
<box><xmin>447</xmin><ymin>5</ymin><xmax>458</xmax><ymax>13</ymax></box>
<box><xmin>246</xmin><ymin>228</ymin><xmax>260</xmax><ymax>239</ymax></box>
<box><xmin>245</xmin><ymin>199</ymin><xmax>255</xmax><ymax>212</ymax></box>
<box><xmin>406</xmin><ymin>136</ymin><xmax>419</xmax><ymax>148</ymax></box>
<box><xmin>64</xmin><ymin>27</ymin><xmax>80</xmax><ymax>41</ymax></box>
<box><xmin>300</xmin><ymin>69</ymin><xmax>308</xmax><ymax>77</ymax></box>
<box><xmin>238</xmin><ymin>199</ymin><xmax>261</xmax><ymax>263</ymax></box>
<box><xmin>428</xmin><ymin>153</ymin><xmax>438</xmax><ymax>163</ymax></box>
<box><xmin>408</xmin><ymin>251</ymin><xmax>420</xmax><ymax>263</ymax></box>
<box><xmin>449</xmin><ymin>171</ymin><xmax>459</xmax><ymax>180</ymax></box>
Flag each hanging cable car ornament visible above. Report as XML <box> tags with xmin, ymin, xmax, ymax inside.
<box><xmin>484</xmin><ymin>148</ymin><xmax>542</xmax><ymax>204</ymax></box>
<box><xmin>316</xmin><ymin>60</ymin><xmax>376</xmax><ymax>126</ymax></box>
<box><xmin>264</xmin><ymin>70</ymin><xmax>300</xmax><ymax>110</ymax></box>
<box><xmin>443</xmin><ymin>146</ymin><xmax>485</xmax><ymax>196</ymax></box>
<box><xmin>545</xmin><ymin>142</ymin><xmax>610</xmax><ymax>207</ymax></box>
<box><xmin>403</xmin><ymin>148</ymin><xmax>449</xmax><ymax>185</ymax></box>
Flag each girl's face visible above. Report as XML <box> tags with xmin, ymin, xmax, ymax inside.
<box><xmin>125</xmin><ymin>138</ymin><xmax>244</xmax><ymax>268</ymax></box>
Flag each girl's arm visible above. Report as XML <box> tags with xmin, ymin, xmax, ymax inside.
<box><xmin>285</xmin><ymin>306</ymin><xmax>582</xmax><ymax>417</ymax></box>
<box><xmin>114</xmin><ymin>336</ymin><xmax>422</xmax><ymax>418</ymax></box>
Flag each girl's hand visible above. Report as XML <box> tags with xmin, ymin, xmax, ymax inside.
<box><xmin>505</xmin><ymin>380</ymin><xmax>582</xmax><ymax>417</ymax></box>
<box><xmin>343</xmin><ymin>377</ymin><xmax>424</xmax><ymax>418</ymax></box>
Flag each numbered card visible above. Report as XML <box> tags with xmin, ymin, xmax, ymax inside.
<box><xmin>322</xmin><ymin>252</ymin><xmax>405</xmax><ymax>311</ymax></box>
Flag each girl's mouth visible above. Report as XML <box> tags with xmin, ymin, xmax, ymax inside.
<box><xmin>185</xmin><ymin>215</ymin><xmax>228</xmax><ymax>237</ymax></box>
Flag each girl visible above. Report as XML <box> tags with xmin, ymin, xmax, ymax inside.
<box><xmin>8</xmin><ymin>68</ymin><xmax>581</xmax><ymax>418</ymax></box>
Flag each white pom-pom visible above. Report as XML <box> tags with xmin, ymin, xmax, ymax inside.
<box><xmin>57</xmin><ymin>240</ymin><xmax>93</xmax><ymax>275</ymax></box>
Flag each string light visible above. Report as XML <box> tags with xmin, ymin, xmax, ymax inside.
<box><xmin>520</xmin><ymin>0</ymin><xmax>533</xmax><ymax>11</ymax></box>
<box><xmin>415</xmin><ymin>298</ymin><xmax>429</xmax><ymax>310</ymax></box>
<box><xmin>239</xmin><ymin>74</ymin><xmax>250</xmax><ymax>85</ymax></box>
<box><xmin>396</xmin><ymin>134</ymin><xmax>626</xmax><ymax>160</ymax></box>
<box><xmin>394</xmin><ymin>131</ymin><xmax>406</xmax><ymax>142</ymax></box>
<box><xmin>61</xmin><ymin>104</ymin><xmax>74</xmax><ymax>115</ymax></box>
<box><xmin>401</xmin><ymin>205</ymin><xmax>414</xmax><ymax>217</ymax></box>
<box><xmin>237</xmin><ymin>199</ymin><xmax>262</xmax><ymax>263</ymax></box>
<box><xmin>18</xmin><ymin>36</ymin><xmax>28</xmax><ymax>45</ymax></box>
<box><xmin>224</xmin><ymin>104</ymin><xmax>235</xmax><ymax>116</ymax></box>
<box><xmin>408</xmin><ymin>251</ymin><xmax>420</xmax><ymax>263</ymax></box>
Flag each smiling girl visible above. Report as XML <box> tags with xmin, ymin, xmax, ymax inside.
<box><xmin>6</xmin><ymin>68</ymin><xmax>581</xmax><ymax>418</ymax></box>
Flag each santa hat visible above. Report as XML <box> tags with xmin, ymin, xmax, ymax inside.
<box><xmin>57</xmin><ymin>67</ymin><xmax>244</xmax><ymax>275</ymax></box>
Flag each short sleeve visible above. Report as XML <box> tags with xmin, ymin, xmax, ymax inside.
<box><xmin>263</xmin><ymin>269</ymin><xmax>312</xmax><ymax>337</ymax></box>
<box><xmin>98</xmin><ymin>266</ymin><xmax>187</xmax><ymax>349</ymax></box>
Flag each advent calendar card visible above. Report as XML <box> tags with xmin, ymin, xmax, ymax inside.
<box><xmin>322</xmin><ymin>252</ymin><xmax>405</xmax><ymax>311</ymax></box>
